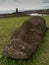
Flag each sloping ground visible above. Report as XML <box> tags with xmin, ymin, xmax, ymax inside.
<box><xmin>0</xmin><ymin>16</ymin><xmax>49</xmax><ymax>65</ymax></box>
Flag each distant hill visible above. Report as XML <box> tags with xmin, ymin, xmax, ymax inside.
<box><xmin>0</xmin><ymin>9</ymin><xmax>25</xmax><ymax>14</ymax></box>
<box><xmin>0</xmin><ymin>10</ymin><xmax>16</xmax><ymax>14</ymax></box>
<box><xmin>24</xmin><ymin>9</ymin><xmax>49</xmax><ymax>14</ymax></box>
<box><xmin>0</xmin><ymin>9</ymin><xmax>49</xmax><ymax>18</ymax></box>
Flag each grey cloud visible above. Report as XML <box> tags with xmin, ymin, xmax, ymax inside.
<box><xmin>0</xmin><ymin>0</ymin><xmax>3</xmax><ymax>3</ymax></box>
<box><xmin>0</xmin><ymin>0</ymin><xmax>6</xmax><ymax>5</ymax></box>
<box><xmin>14</xmin><ymin>0</ymin><xmax>20</xmax><ymax>2</ymax></box>
<box><xmin>41</xmin><ymin>0</ymin><xmax>49</xmax><ymax>3</ymax></box>
<box><xmin>0</xmin><ymin>0</ymin><xmax>6</xmax><ymax>2</ymax></box>
<box><xmin>0</xmin><ymin>0</ymin><xmax>49</xmax><ymax>11</ymax></box>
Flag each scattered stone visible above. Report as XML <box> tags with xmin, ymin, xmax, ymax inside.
<box><xmin>2</xmin><ymin>16</ymin><xmax>47</xmax><ymax>59</ymax></box>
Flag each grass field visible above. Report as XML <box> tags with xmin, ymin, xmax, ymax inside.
<box><xmin>0</xmin><ymin>16</ymin><xmax>49</xmax><ymax>65</ymax></box>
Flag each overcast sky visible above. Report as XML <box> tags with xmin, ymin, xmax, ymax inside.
<box><xmin>0</xmin><ymin>0</ymin><xmax>49</xmax><ymax>11</ymax></box>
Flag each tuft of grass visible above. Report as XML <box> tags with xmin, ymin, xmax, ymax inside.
<box><xmin>0</xmin><ymin>16</ymin><xmax>49</xmax><ymax>65</ymax></box>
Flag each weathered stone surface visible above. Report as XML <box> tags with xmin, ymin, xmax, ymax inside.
<box><xmin>2</xmin><ymin>16</ymin><xmax>47</xmax><ymax>59</ymax></box>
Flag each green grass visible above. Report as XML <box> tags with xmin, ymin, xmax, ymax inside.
<box><xmin>0</xmin><ymin>16</ymin><xmax>49</xmax><ymax>65</ymax></box>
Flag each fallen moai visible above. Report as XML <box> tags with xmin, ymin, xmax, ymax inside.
<box><xmin>2</xmin><ymin>16</ymin><xmax>47</xmax><ymax>59</ymax></box>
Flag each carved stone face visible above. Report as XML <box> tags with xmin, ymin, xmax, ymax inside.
<box><xmin>2</xmin><ymin>16</ymin><xmax>47</xmax><ymax>59</ymax></box>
